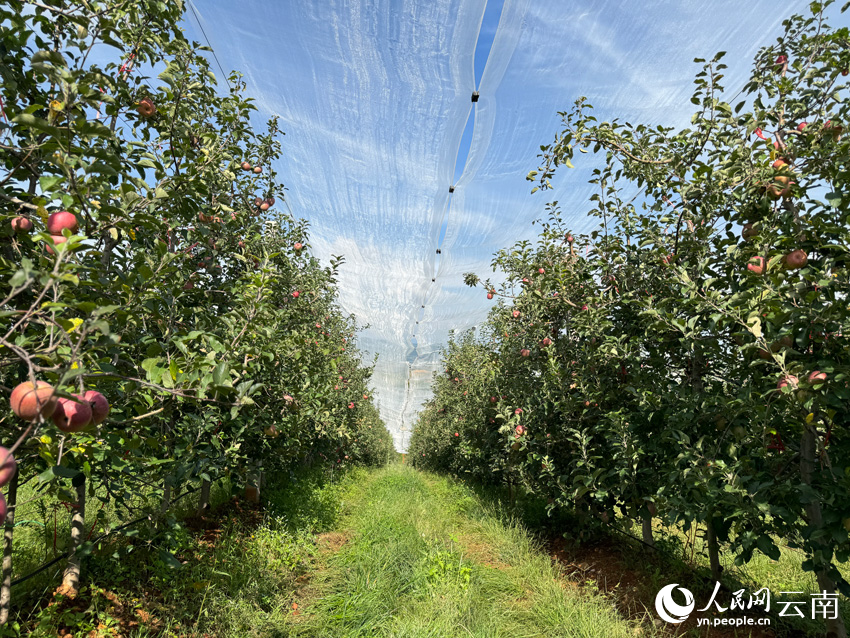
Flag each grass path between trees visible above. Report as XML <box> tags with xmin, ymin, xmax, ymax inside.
<box><xmin>285</xmin><ymin>464</ymin><xmax>648</xmax><ymax>638</ymax></box>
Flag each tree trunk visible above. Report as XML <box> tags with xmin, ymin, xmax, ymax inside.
<box><xmin>60</xmin><ymin>476</ymin><xmax>86</xmax><ymax>596</ymax></box>
<box><xmin>641</xmin><ymin>512</ymin><xmax>654</xmax><ymax>547</ymax></box>
<box><xmin>801</xmin><ymin>424</ymin><xmax>846</xmax><ymax>638</ymax></box>
<box><xmin>0</xmin><ymin>469</ymin><xmax>19</xmax><ymax>624</ymax></box>
<box><xmin>706</xmin><ymin>522</ymin><xmax>722</xmax><ymax>581</ymax></box>
<box><xmin>197</xmin><ymin>479</ymin><xmax>211</xmax><ymax>515</ymax></box>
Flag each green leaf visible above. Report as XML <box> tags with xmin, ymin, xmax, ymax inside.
<box><xmin>11</xmin><ymin>113</ymin><xmax>63</xmax><ymax>137</ymax></box>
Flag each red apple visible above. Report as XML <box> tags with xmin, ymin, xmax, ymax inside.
<box><xmin>52</xmin><ymin>395</ymin><xmax>93</xmax><ymax>432</ymax></box>
<box><xmin>777</xmin><ymin>374</ymin><xmax>799</xmax><ymax>391</ymax></box>
<box><xmin>0</xmin><ymin>448</ymin><xmax>16</xmax><ymax>487</ymax></box>
<box><xmin>260</xmin><ymin>201</ymin><xmax>270</xmax><ymax>211</ymax></box>
<box><xmin>825</xmin><ymin>120</ymin><xmax>843</xmax><ymax>140</ymax></box>
<box><xmin>808</xmin><ymin>370</ymin><xmax>827</xmax><ymax>385</ymax></box>
<box><xmin>541</xmin><ymin>337</ymin><xmax>552</xmax><ymax>347</ymax></box>
<box><xmin>490</xmin><ymin>396</ymin><xmax>496</xmax><ymax>403</ymax></box>
<box><xmin>47</xmin><ymin>211</ymin><xmax>78</xmax><ymax>235</ymax></box>
<box><xmin>241</xmin><ymin>161</ymin><xmax>252</xmax><ymax>171</ymax></box>
<box><xmin>253</xmin><ymin>166</ymin><xmax>263</xmax><ymax>174</ymax></box>
<box><xmin>83</xmin><ymin>390</ymin><xmax>110</xmax><ymax>424</ymax></box>
<box><xmin>254</xmin><ymin>197</ymin><xmax>263</xmax><ymax>207</ymax></box>
<box><xmin>292</xmin><ymin>291</ymin><xmax>300</xmax><ymax>298</ymax></box>
<box><xmin>742</xmin><ymin>223</ymin><xmax>758</xmax><ymax>241</ymax></box>
<box><xmin>487</xmin><ymin>292</ymin><xmax>494</xmax><ymax>300</ymax></box>
<box><xmin>797</xmin><ymin>122</ymin><xmax>808</xmax><ymax>131</ymax></box>
<box><xmin>783</xmin><ymin>249</ymin><xmax>808</xmax><ymax>270</ymax></box>
<box><xmin>566</xmin><ymin>234</ymin><xmax>574</xmax><ymax>243</ymax></box>
<box><xmin>512</xmin><ymin>310</ymin><xmax>520</xmax><ymax>318</ymax></box>
<box><xmin>538</xmin><ymin>268</ymin><xmax>545</xmax><ymax>274</ymax></box>
<box><xmin>136</xmin><ymin>97</ymin><xmax>156</xmax><ymax>118</ymax></box>
<box><xmin>515</xmin><ymin>425</ymin><xmax>525</xmax><ymax>436</ymax></box>
<box><xmin>520</xmin><ymin>348</ymin><xmax>530</xmax><ymax>357</ymax></box>
<box><xmin>11</xmin><ymin>216</ymin><xmax>33</xmax><ymax>233</ymax></box>
<box><xmin>294</xmin><ymin>242</ymin><xmax>303</xmax><ymax>252</ymax></box>
<box><xmin>766</xmin><ymin>182</ymin><xmax>791</xmax><ymax>200</ymax></box>
<box><xmin>11</xmin><ymin>381</ymin><xmax>57</xmax><ymax>422</ymax></box>
<box><xmin>747</xmin><ymin>256</ymin><xmax>766</xmax><ymax>276</ymax></box>
<box><xmin>454</xmin><ymin>432</ymin><xmax>459</xmax><ymax>437</ymax></box>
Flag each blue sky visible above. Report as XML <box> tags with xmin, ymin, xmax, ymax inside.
<box><xmin>182</xmin><ymin>0</ymin><xmax>844</xmax><ymax>450</ymax></box>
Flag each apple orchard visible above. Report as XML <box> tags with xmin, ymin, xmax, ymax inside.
<box><xmin>410</xmin><ymin>6</ymin><xmax>850</xmax><ymax>637</ymax></box>
<box><xmin>0</xmin><ymin>0</ymin><xmax>393</xmax><ymax>620</ymax></box>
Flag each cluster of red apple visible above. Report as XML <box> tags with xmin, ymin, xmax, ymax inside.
<box><xmin>10</xmin><ymin>380</ymin><xmax>110</xmax><ymax>432</ymax></box>
<box><xmin>10</xmin><ymin>211</ymin><xmax>79</xmax><ymax>254</ymax></box>
<box><xmin>777</xmin><ymin>370</ymin><xmax>828</xmax><ymax>391</ymax></box>
<box><xmin>44</xmin><ymin>211</ymin><xmax>79</xmax><ymax>254</ymax></box>
<box><xmin>253</xmin><ymin>195</ymin><xmax>275</xmax><ymax>212</ymax></box>
<box><xmin>745</xmin><ymin>250</ymin><xmax>808</xmax><ymax>276</ymax></box>
<box><xmin>241</xmin><ymin>160</ymin><xmax>263</xmax><ymax>175</ymax></box>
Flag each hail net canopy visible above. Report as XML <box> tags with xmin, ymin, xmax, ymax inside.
<box><xmin>184</xmin><ymin>0</ymin><xmax>811</xmax><ymax>450</ymax></box>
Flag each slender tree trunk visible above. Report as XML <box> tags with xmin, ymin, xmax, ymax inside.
<box><xmin>801</xmin><ymin>424</ymin><xmax>846</xmax><ymax>638</ymax></box>
<box><xmin>197</xmin><ymin>479</ymin><xmax>211</xmax><ymax>515</ymax></box>
<box><xmin>0</xmin><ymin>470</ymin><xmax>19</xmax><ymax>624</ymax></box>
<box><xmin>160</xmin><ymin>482</ymin><xmax>171</xmax><ymax>515</ymax></box>
<box><xmin>706</xmin><ymin>522</ymin><xmax>722</xmax><ymax>581</ymax></box>
<box><xmin>60</xmin><ymin>476</ymin><xmax>86</xmax><ymax>596</ymax></box>
<box><xmin>641</xmin><ymin>512</ymin><xmax>654</xmax><ymax>547</ymax></box>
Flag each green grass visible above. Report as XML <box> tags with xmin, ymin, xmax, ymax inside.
<box><xmin>29</xmin><ymin>462</ymin><xmax>846</xmax><ymax>637</ymax></box>
<box><xmin>287</xmin><ymin>465</ymin><xmax>650</xmax><ymax>638</ymax></box>
<box><xmin>470</xmin><ymin>479</ymin><xmax>850</xmax><ymax>637</ymax></box>
<box><xmin>4</xmin><ymin>465</ymin><xmax>360</xmax><ymax>637</ymax></box>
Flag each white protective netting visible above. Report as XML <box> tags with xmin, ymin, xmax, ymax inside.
<box><xmin>183</xmin><ymin>0</ymin><xmax>817</xmax><ymax>450</ymax></box>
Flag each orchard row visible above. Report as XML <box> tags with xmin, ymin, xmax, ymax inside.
<box><xmin>410</xmin><ymin>6</ymin><xmax>850</xmax><ymax>637</ymax></box>
<box><xmin>0</xmin><ymin>0</ymin><xmax>392</xmax><ymax>617</ymax></box>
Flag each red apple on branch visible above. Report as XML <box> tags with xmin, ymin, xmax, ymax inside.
<box><xmin>747</xmin><ymin>256</ymin><xmax>766</xmax><ymax>276</ymax></box>
<box><xmin>0</xmin><ymin>448</ymin><xmax>16</xmax><ymax>487</ymax></box>
<box><xmin>777</xmin><ymin>374</ymin><xmax>799</xmax><ymax>391</ymax></box>
<box><xmin>11</xmin><ymin>381</ymin><xmax>58</xmax><ymax>421</ymax></box>
<box><xmin>136</xmin><ymin>97</ymin><xmax>156</xmax><ymax>118</ymax></box>
<box><xmin>83</xmin><ymin>390</ymin><xmax>110</xmax><ymax>424</ymax></box>
<box><xmin>783</xmin><ymin>249</ymin><xmax>808</xmax><ymax>270</ymax></box>
<box><xmin>52</xmin><ymin>395</ymin><xmax>93</xmax><ymax>432</ymax></box>
<box><xmin>10</xmin><ymin>217</ymin><xmax>32</xmax><ymax>233</ymax></box>
<box><xmin>47</xmin><ymin>211</ymin><xmax>78</xmax><ymax>234</ymax></box>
